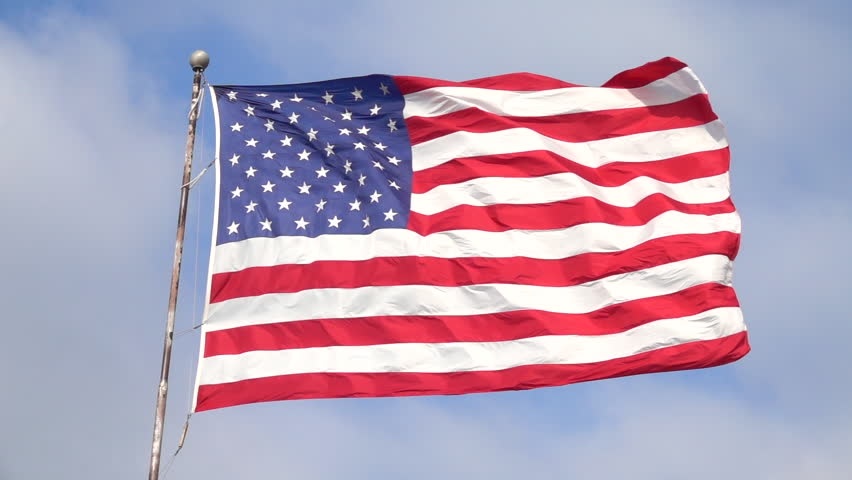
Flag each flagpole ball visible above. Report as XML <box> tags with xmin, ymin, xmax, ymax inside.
<box><xmin>189</xmin><ymin>50</ymin><xmax>210</xmax><ymax>72</ymax></box>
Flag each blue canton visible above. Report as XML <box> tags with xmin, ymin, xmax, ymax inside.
<box><xmin>212</xmin><ymin>75</ymin><xmax>411</xmax><ymax>245</ymax></box>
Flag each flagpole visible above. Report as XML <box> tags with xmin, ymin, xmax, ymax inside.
<box><xmin>147</xmin><ymin>49</ymin><xmax>210</xmax><ymax>480</ymax></box>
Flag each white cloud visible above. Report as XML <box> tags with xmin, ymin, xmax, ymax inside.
<box><xmin>0</xmin><ymin>10</ymin><xmax>197</xmax><ymax>479</ymax></box>
<box><xmin>0</xmin><ymin>12</ymin><xmax>184</xmax><ymax>259</ymax></box>
<box><xmin>167</xmin><ymin>381</ymin><xmax>852</xmax><ymax>479</ymax></box>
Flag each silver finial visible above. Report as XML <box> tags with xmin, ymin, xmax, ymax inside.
<box><xmin>189</xmin><ymin>50</ymin><xmax>210</xmax><ymax>72</ymax></box>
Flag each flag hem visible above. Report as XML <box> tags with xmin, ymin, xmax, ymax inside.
<box><xmin>191</xmin><ymin>84</ymin><xmax>223</xmax><ymax>413</ymax></box>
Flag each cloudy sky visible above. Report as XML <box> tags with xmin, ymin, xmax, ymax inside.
<box><xmin>1</xmin><ymin>1</ymin><xmax>850</xmax><ymax>478</ymax></box>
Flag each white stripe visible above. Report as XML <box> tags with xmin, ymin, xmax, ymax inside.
<box><xmin>198</xmin><ymin>307</ymin><xmax>744</xmax><ymax>384</ymax></box>
<box><xmin>411</xmin><ymin>172</ymin><xmax>730</xmax><ymax>216</ymax></box>
<box><xmin>211</xmin><ymin>210</ymin><xmax>741</xmax><ymax>274</ymax></box>
<box><xmin>412</xmin><ymin>121</ymin><xmax>727</xmax><ymax>172</ymax></box>
<box><xmin>403</xmin><ymin>67</ymin><xmax>707</xmax><ymax>119</ymax></box>
<box><xmin>204</xmin><ymin>254</ymin><xmax>732</xmax><ymax>331</ymax></box>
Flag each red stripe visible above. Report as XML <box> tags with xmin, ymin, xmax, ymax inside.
<box><xmin>393</xmin><ymin>57</ymin><xmax>687</xmax><ymax>95</ymax></box>
<box><xmin>210</xmin><ymin>232</ymin><xmax>738</xmax><ymax>303</ymax></box>
<box><xmin>602</xmin><ymin>57</ymin><xmax>689</xmax><ymax>88</ymax></box>
<box><xmin>412</xmin><ymin>148</ymin><xmax>730</xmax><ymax>194</ymax></box>
<box><xmin>409</xmin><ymin>195</ymin><xmax>735</xmax><ymax>235</ymax></box>
<box><xmin>195</xmin><ymin>330</ymin><xmax>749</xmax><ymax>411</ymax></box>
<box><xmin>406</xmin><ymin>94</ymin><xmax>715</xmax><ymax>145</ymax></box>
<box><xmin>395</xmin><ymin>72</ymin><xmax>580</xmax><ymax>95</ymax></box>
<box><xmin>204</xmin><ymin>283</ymin><xmax>739</xmax><ymax>356</ymax></box>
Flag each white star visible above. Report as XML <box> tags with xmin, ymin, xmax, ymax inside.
<box><xmin>357</xmin><ymin>174</ymin><xmax>367</xmax><ymax>186</ymax></box>
<box><xmin>389</xmin><ymin>180</ymin><xmax>401</xmax><ymax>190</ymax></box>
<box><xmin>297</xmin><ymin>182</ymin><xmax>312</xmax><ymax>194</ymax></box>
<box><xmin>324</xmin><ymin>143</ymin><xmax>335</xmax><ymax>157</ymax></box>
<box><xmin>297</xmin><ymin>149</ymin><xmax>311</xmax><ymax>161</ymax></box>
<box><xmin>228</xmin><ymin>153</ymin><xmax>240</xmax><ymax>166</ymax></box>
<box><xmin>370</xmin><ymin>190</ymin><xmax>382</xmax><ymax>203</ymax></box>
<box><xmin>374</xmin><ymin>142</ymin><xmax>387</xmax><ymax>151</ymax></box>
<box><xmin>288</xmin><ymin>112</ymin><xmax>300</xmax><ymax>124</ymax></box>
<box><xmin>315</xmin><ymin>198</ymin><xmax>327</xmax><ymax>212</ymax></box>
<box><xmin>244</xmin><ymin>105</ymin><xmax>255</xmax><ymax>116</ymax></box>
<box><xmin>280</xmin><ymin>166</ymin><xmax>294</xmax><ymax>178</ymax></box>
<box><xmin>226</xmin><ymin>91</ymin><xmax>238</xmax><ymax>101</ymax></box>
<box><xmin>278</xmin><ymin>197</ymin><xmax>292</xmax><ymax>210</ymax></box>
<box><xmin>387</xmin><ymin>156</ymin><xmax>402</xmax><ymax>166</ymax></box>
<box><xmin>259</xmin><ymin>218</ymin><xmax>272</xmax><ymax>231</ymax></box>
<box><xmin>262</xmin><ymin>150</ymin><xmax>276</xmax><ymax>159</ymax></box>
<box><xmin>245</xmin><ymin>201</ymin><xmax>258</xmax><ymax>213</ymax></box>
<box><xmin>372</xmin><ymin>160</ymin><xmax>384</xmax><ymax>171</ymax></box>
<box><xmin>353</xmin><ymin>142</ymin><xmax>366</xmax><ymax>151</ymax></box>
<box><xmin>343</xmin><ymin>160</ymin><xmax>353</xmax><ymax>173</ymax></box>
<box><xmin>341</xmin><ymin>109</ymin><xmax>353</xmax><ymax>121</ymax></box>
<box><xmin>245</xmin><ymin>166</ymin><xmax>258</xmax><ymax>178</ymax></box>
<box><xmin>261</xmin><ymin>181</ymin><xmax>276</xmax><ymax>192</ymax></box>
<box><xmin>230</xmin><ymin>186</ymin><xmax>244</xmax><ymax>198</ymax></box>
<box><xmin>388</xmin><ymin>119</ymin><xmax>398</xmax><ymax>131</ymax></box>
<box><xmin>290</xmin><ymin>94</ymin><xmax>303</xmax><ymax>103</ymax></box>
<box><xmin>379</xmin><ymin>83</ymin><xmax>390</xmax><ymax>95</ymax></box>
<box><xmin>280</xmin><ymin>135</ymin><xmax>293</xmax><ymax>147</ymax></box>
<box><xmin>271</xmin><ymin>99</ymin><xmax>283</xmax><ymax>110</ymax></box>
<box><xmin>332</xmin><ymin>181</ymin><xmax>347</xmax><ymax>193</ymax></box>
<box><xmin>294</xmin><ymin>217</ymin><xmax>309</xmax><ymax>230</ymax></box>
<box><xmin>357</xmin><ymin>125</ymin><xmax>371</xmax><ymax>135</ymax></box>
<box><xmin>339</xmin><ymin>128</ymin><xmax>352</xmax><ymax>136</ymax></box>
<box><xmin>264</xmin><ymin>119</ymin><xmax>275</xmax><ymax>132</ymax></box>
<box><xmin>322</xmin><ymin>91</ymin><xmax>334</xmax><ymax>104</ymax></box>
<box><xmin>227</xmin><ymin>221</ymin><xmax>239</xmax><ymax>234</ymax></box>
<box><xmin>384</xmin><ymin>209</ymin><xmax>398</xmax><ymax>221</ymax></box>
<box><xmin>349</xmin><ymin>199</ymin><xmax>362</xmax><ymax>211</ymax></box>
<box><xmin>245</xmin><ymin>138</ymin><xmax>258</xmax><ymax>147</ymax></box>
<box><xmin>307</xmin><ymin>128</ymin><xmax>319</xmax><ymax>141</ymax></box>
<box><xmin>328</xmin><ymin>216</ymin><xmax>342</xmax><ymax>228</ymax></box>
<box><xmin>315</xmin><ymin>166</ymin><xmax>329</xmax><ymax>178</ymax></box>
<box><xmin>362</xmin><ymin>216</ymin><xmax>371</xmax><ymax>228</ymax></box>
<box><xmin>230</xmin><ymin>122</ymin><xmax>243</xmax><ymax>132</ymax></box>
<box><xmin>255</xmin><ymin>93</ymin><xmax>269</xmax><ymax>97</ymax></box>
<box><xmin>369</xmin><ymin>104</ymin><xmax>382</xmax><ymax>115</ymax></box>
<box><xmin>351</xmin><ymin>87</ymin><xmax>364</xmax><ymax>100</ymax></box>
<box><xmin>323</xmin><ymin>115</ymin><xmax>335</xmax><ymax>123</ymax></box>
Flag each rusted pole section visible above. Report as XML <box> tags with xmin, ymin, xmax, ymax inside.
<box><xmin>147</xmin><ymin>50</ymin><xmax>209</xmax><ymax>480</ymax></box>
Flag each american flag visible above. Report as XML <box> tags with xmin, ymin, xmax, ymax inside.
<box><xmin>192</xmin><ymin>57</ymin><xmax>749</xmax><ymax>412</ymax></box>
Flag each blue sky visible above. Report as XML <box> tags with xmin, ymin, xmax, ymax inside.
<box><xmin>1</xmin><ymin>1</ymin><xmax>850</xmax><ymax>478</ymax></box>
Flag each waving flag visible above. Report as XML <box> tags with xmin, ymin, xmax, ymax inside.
<box><xmin>193</xmin><ymin>57</ymin><xmax>749</xmax><ymax>412</ymax></box>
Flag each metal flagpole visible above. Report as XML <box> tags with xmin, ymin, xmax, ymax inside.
<box><xmin>147</xmin><ymin>49</ymin><xmax>210</xmax><ymax>480</ymax></box>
